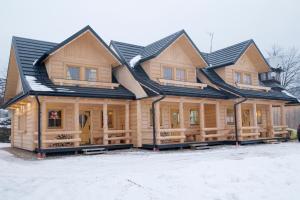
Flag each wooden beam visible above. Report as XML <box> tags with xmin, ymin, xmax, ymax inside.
<box><xmin>41</xmin><ymin>101</ymin><xmax>46</xmax><ymax>148</ymax></box>
<box><xmin>252</xmin><ymin>103</ymin><xmax>258</xmax><ymax>139</ymax></box>
<box><xmin>179</xmin><ymin>101</ymin><xmax>185</xmax><ymax>143</ymax></box>
<box><xmin>154</xmin><ymin>102</ymin><xmax>161</xmax><ymax>145</ymax></box>
<box><xmin>136</xmin><ymin>100</ymin><xmax>142</xmax><ymax>147</ymax></box>
<box><xmin>158</xmin><ymin>78</ymin><xmax>207</xmax><ymax>89</ymax></box>
<box><xmin>103</xmin><ymin>102</ymin><xmax>108</xmax><ymax>145</ymax></box>
<box><xmin>125</xmin><ymin>103</ymin><xmax>130</xmax><ymax>144</ymax></box>
<box><xmin>215</xmin><ymin>102</ymin><xmax>220</xmax><ymax>130</ymax></box>
<box><xmin>52</xmin><ymin>78</ymin><xmax>120</xmax><ymax>89</ymax></box>
<box><xmin>236</xmin><ymin>83</ymin><xmax>271</xmax><ymax>92</ymax></box>
<box><xmin>74</xmin><ymin>101</ymin><xmax>80</xmax><ymax>146</ymax></box>
<box><xmin>236</xmin><ymin>103</ymin><xmax>242</xmax><ymax>139</ymax></box>
<box><xmin>199</xmin><ymin>102</ymin><xmax>205</xmax><ymax>141</ymax></box>
<box><xmin>268</xmin><ymin>104</ymin><xmax>274</xmax><ymax>137</ymax></box>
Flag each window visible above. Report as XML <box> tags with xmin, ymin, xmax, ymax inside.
<box><xmin>176</xmin><ymin>69</ymin><xmax>186</xmax><ymax>81</ymax></box>
<box><xmin>163</xmin><ymin>67</ymin><xmax>173</xmax><ymax>80</ymax></box>
<box><xmin>48</xmin><ymin>110</ymin><xmax>62</xmax><ymax>129</ymax></box>
<box><xmin>226</xmin><ymin>108</ymin><xmax>235</xmax><ymax>125</ymax></box>
<box><xmin>257</xmin><ymin>109</ymin><xmax>263</xmax><ymax>124</ymax></box>
<box><xmin>170</xmin><ymin>109</ymin><xmax>180</xmax><ymax>128</ymax></box>
<box><xmin>243</xmin><ymin>73</ymin><xmax>252</xmax><ymax>85</ymax></box>
<box><xmin>85</xmin><ymin>68</ymin><xmax>97</xmax><ymax>81</ymax></box>
<box><xmin>67</xmin><ymin>66</ymin><xmax>80</xmax><ymax>80</ymax></box>
<box><xmin>189</xmin><ymin>109</ymin><xmax>199</xmax><ymax>125</ymax></box>
<box><xmin>234</xmin><ymin>72</ymin><xmax>241</xmax><ymax>83</ymax></box>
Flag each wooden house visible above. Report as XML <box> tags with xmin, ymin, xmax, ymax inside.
<box><xmin>2</xmin><ymin>26</ymin><xmax>298</xmax><ymax>155</ymax></box>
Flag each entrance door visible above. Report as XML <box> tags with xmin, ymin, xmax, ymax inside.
<box><xmin>242</xmin><ymin>109</ymin><xmax>251</xmax><ymax>126</ymax></box>
<box><xmin>170</xmin><ymin>108</ymin><xmax>180</xmax><ymax>128</ymax></box>
<box><xmin>79</xmin><ymin>111</ymin><xmax>91</xmax><ymax>145</ymax></box>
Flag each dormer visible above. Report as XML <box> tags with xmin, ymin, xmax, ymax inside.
<box><xmin>205</xmin><ymin>40</ymin><xmax>272</xmax><ymax>92</ymax></box>
<box><xmin>37</xmin><ymin>26</ymin><xmax>122</xmax><ymax>89</ymax></box>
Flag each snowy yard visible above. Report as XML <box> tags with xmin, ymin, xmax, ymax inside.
<box><xmin>0</xmin><ymin>143</ymin><xmax>299</xmax><ymax>200</ymax></box>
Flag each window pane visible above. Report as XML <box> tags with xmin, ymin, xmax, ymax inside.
<box><xmin>85</xmin><ymin>68</ymin><xmax>97</xmax><ymax>81</ymax></box>
<box><xmin>257</xmin><ymin>109</ymin><xmax>263</xmax><ymax>124</ymax></box>
<box><xmin>176</xmin><ymin>69</ymin><xmax>185</xmax><ymax>81</ymax></box>
<box><xmin>67</xmin><ymin>67</ymin><xmax>80</xmax><ymax>80</ymax></box>
<box><xmin>234</xmin><ymin>72</ymin><xmax>241</xmax><ymax>83</ymax></box>
<box><xmin>48</xmin><ymin>110</ymin><xmax>62</xmax><ymax>128</ymax></box>
<box><xmin>244</xmin><ymin>74</ymin><xmax>252</xmax><ymax>85</ymax></box>
<box><xmin>163</xmin><ymin>67</ymin><xmax>173</xmax><ymax>80</ymax></box>
<box><xmin>226</xmin><ymin>108</ymin><xmax>235</xmax><ymax>125</ymax></box>
<box><xmin>190</xmin><ymin>110</ymin><xmax>199</xmax><ymax>125</ymax></box>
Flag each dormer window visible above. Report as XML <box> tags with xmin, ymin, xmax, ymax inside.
<box><xmin>234</xmin><ymin>72</ymin><xmax>241</xmax><ymax>83</ymax></box>
<box><xmin>243</xmin><ymin>73</ymin><xmax>252</xmax><ymax>85</ymax></box>
<box><xmin>163</xmin><ymin>67</ymin><xmax>173</xmax><ymax>80</ymax></box>
<box><xmin>176</xmin><ymin>69</ymin><xmax>186</xmax><ymax>81</ymax></box>
<box><xmin>67</xmin><ymin>66</ymin><xmax>80</xmax><ymax>80</ymax></box>
<box><xmin>85</xmin><ymin>68</ymin><xmax>97</xmax><ymax>81</ymax></box>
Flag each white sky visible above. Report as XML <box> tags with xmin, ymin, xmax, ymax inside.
<box><xmin>0</xmin><ymin>0</ymin><xmax>299</xmax><ymax>74</ymax></box>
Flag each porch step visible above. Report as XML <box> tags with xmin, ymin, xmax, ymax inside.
<box><xmin>190</xmin><ymin>143</ymin><xmax>210</xmax><ymax>150</ymax></box>
<box><xmin>263</xmin><ymin>139</ymin><xmax>280</xmax><ymax>144</ymax></box>
<box><xmin>82</xmin><ymin>148</ymin><xmax>107</xmax><ymax>155</ymax></box>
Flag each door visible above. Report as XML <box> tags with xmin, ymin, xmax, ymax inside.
<box><xmin>170</xmin><ymin>108</ymin><xmax>180</xmax><ymax>128</ymax></box>
<box><xmin>79</xmin><ymin>111</ymin><xmax>91</xmax><ymax>145</ymax></box>
<box><xmin>242</xmin><ymin>109</ymin><xmax>251</xmax><ymax>126</ymax></box>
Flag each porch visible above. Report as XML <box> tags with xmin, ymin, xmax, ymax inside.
<box><xmin>34</xmin><ymin>97</ymin><xmax>133</xmax><ymax>151</ymax></box>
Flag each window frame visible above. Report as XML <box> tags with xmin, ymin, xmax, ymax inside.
<box><xmin>47</xmin><ymin>109</ymin><xmax>63</xmax><ymax>129</ymax></box>
<box><xmin>189</xmin><ymin>109</ymin><xmax>199</xmax><ymax>126</ymax></box>
<box><xmin>66</xmin><ymin>66</ymin><xmax>81</xmax><ymax>80</ymax></box>
<box><xmin>163</xmin><ymin>67</ymin><xmax>173</xmax><ymax>80</ymax></box>
<box><xmin>234</xmin><ymin>71</ymin><xmax>241</xmax><ymax>84</ymax></box>
<box><xmin>176</xmin><ymin>68</ymin><xmax>186</xmax><ymax>81</ymax></box>
<box><xmin>85</xmin><ymin>68</ymin><xmax>98</xmax><ymax>82</ymax></box>
<box><xmin>226</xmin><ymin>107</ymin><xmax>235</xmax><ymax>125</ymax></box>
<box><xmin>243</xmin><ymin>73</ymin><xmax>252</xmax><ymax>85</ymax></box>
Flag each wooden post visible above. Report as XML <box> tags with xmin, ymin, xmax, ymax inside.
<box><xmin>252</xmin><ymin>103</ymin><xmax>258</xmax><ymax>139</ymax></box>
<box><xmin>179</xmin><ymin>101</ymin><xmax>185</xmax><ymax>143</ymax></box>
<box><xmin>41</xmin><ymin>101</ymin><xmax>46</xmax><ymax>148</ymax></box>
<box><xmin>215</xmin><ymin>102</ymin><xmax>220</xmax><ymax>138</ymax></box>
<box><xmin>125</xmin><ymin>102</ymin><xmax>130</xmax><ymax>144</ymax></box>
<box><xmin>74</xmin><ymin>101</ymin><xmax>80</xmax><ymax>147</ymax></box>
<box><xmin>268</xmin><ymin>104</ymin><xmax>274</xmax><ymax>138</ymax></box>
<box><xmin>154</xmin><ymin>102</ymin><xmax>161</xmax><ymax>145</ymax></box>
<box><xmin>136</xmin><ymin>100</ymin><xmax>142</xmax><ymax>147</ymax></box>
<box><xmin>103</xmin><ymin>102</ymin><xmax>108</xmax><ymax>145</ymax></box>
<box><xmin>199</xmin><ymin>102</ymin><xmax>205</xmax><ymax>141</ymax></box>
<box><xmin>236</xmin><ymin>103</ymin><xmax>242</xmax><ymax>140</ymax></box>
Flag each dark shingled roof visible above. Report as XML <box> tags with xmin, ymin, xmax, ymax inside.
<box><xmin>5</xmin><ymin>36</ymin><xmax>135</xmax><ymax>106</ymax></box>
<box><xmin>111</xmin><ymin>39</ymin><xmax>229</xmax><ymax>99</ymax></box>
<box><xmin>201</xmin><ymin>68</ymin><xmax>298</xmax><ymax>102</ymax></box>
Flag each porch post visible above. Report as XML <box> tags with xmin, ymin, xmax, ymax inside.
<box><xmin>136</xmin><ymin>100</ymin><xmax>142</xmax><ymax>147</ymax></box>
<box><xmin>215</xmin><ymin>102</ymin><xmax>220</xmax><ymax>137</ymax></box>
<box><xmin>74</xmin><ymin>101</ymin><xmax>80</xmax><ymax>147</ymax></box>
<box><xmin>125</xmin><ymin>102</ymin><xmax>130</xmax><ymax>144</ymax></box>
<box><xmin>154</xmin><ymin>102</ymin><xmax>161</xmax><ymax>145</ymax></box>
<box><xmin>103</xmin><ymin>102</ymin><xmax>108</xmax><ymax>145</ymax></box>
<box><xmin>41</xmin><ymin>101</ymin><xmax>46</xmax><ymax>149</ymax></box>
<box><xmin>267</xmin><ymin>104</ymin><xmax>274</xmax><ymax>138</ymax></box>
<box><xmin>199</xmin><ymin>102</ymin><xmax>205</xmax><ymax>141</ymax></box>
<box><xmin>236</xmin><ymin>103</ymin><xmax>242</xmax><ymax>140</ymax></box>
<box><xmin>179</xmin><ymin>101</ymin><xmax>185</xmax><ymax>143</ymax></box>
<box><xmin>252</xmin><ymin>103</ymin><xmax>258</xmax><ymax>139</ymax></box>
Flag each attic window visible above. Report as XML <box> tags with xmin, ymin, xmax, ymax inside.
<box><xmin>85</xmin><ymin>68</ymin><xmax>97</xmax><ymax>81</ymax></box>
<box><xmin>163</xmin><ymin>67</ymin><xmax>173</xmax><ymax>80</ymax></box>
<box><xmin>67</xmin><ymin>66</ymin><xmax>80</xmax><ymax>80</ymax></box>
<box><xmin>234</xmin><ymin>72</ymin><xmax>241</xmax><ymax>84</ymax></box>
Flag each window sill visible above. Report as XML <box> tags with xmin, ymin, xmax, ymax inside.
<box><xmin>236</xmin><ymin>83</ymin><xmax>271</xmax><ymax>92</ymax></box>
<box><xmin>158</xmin><ymin>79</ymin><xmax>207</xmax><ymax>89</ymax></box>
<box><xmin>53</xmin><ymin>78</ymin><xmax>119</xmax><ymax>89</ymax></box>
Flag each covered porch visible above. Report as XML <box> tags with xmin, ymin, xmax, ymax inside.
<box><xmin>35</xmin><ymin>97</ymin><xmax>132</xmax><ymax>151</ymax></box>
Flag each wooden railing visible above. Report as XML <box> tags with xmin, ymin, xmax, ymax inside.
<box><xmin>103</xmin><ymin>129</ymin><xmax>132</xmax><ymax>144</ymax></box>
<box><xmin>34</xmin><ymin>130</ymin><xmax>81</xmax><ymax>148</ymax></box>
<box><xmin>158</xmin><ymin>79</ymin><xmax>207</xmax><ymax>89</ymax></box>
<box><xmin>236</xmin><ymin>83</ymin><xmax>271</xmax><ymax>92</ymax></box>
<box><xmin>273</xmin><ymin>125</ymin><xmax>288</xmax><ymax>137</ymax></box>
<box><xmin>52</xmin><ymin>78</ymin><xmax>120</xmax><ymax>89</ymax></box>
<box><xmin>158</xmin><ymin>128</ymin><xmax>185</xmax><ymax>144</ymax></box>
<box><xmin>239</xmin><ymin>126</ymin><xmax>260</xmax><ymax>139</ymax></box>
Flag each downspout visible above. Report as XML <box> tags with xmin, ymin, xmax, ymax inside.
<box><xmin>233</xmin><ymin>97</ymin><xmax>247</xmax><ymax>145</ymax></box>
<box><xmin>34</xmin><ymin>95</ymin><xmax>42</xmax><ymax>155</ymax></box>
<box><xmin>151</xmin><ymin>95</ymin><xmax>166</xmax><ymax>150</ymax></box>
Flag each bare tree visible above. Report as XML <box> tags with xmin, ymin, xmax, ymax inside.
<box><xmin>267</xmin><ymin>45</ymin><xmax>300</xmax><ymax>89</ymax></box>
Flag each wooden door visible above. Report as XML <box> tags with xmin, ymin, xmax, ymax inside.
<box><xmin>170</xmin><ymin>108</ymin><xmax>180</xmax><ymax>128</ymax></box>
<box><xmin>79</xmin><ymin>110</ymin><xmax>91</xmax><ymax>145</ymax></box>
<box><xmin>242</xmin><ymin>109</ymin><xmax>251</xmax><ymax>126</ymax></box>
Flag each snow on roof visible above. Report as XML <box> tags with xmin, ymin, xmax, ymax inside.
<box><xmin>25</xmin><ymin>76</ymin><xmax>53</xmax><ymax>91</ymax></box>
<box><xmin>129</xmin><ymin>55</ymin><xmax>142</xmax><ymax>68</ymax></box>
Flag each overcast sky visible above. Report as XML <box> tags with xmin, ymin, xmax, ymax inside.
<box><xmin>0</xmin><ymin>0</ymin><xmax>299</xmax><ymax>74</ymax></box>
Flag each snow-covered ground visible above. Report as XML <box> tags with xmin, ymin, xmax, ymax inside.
<box><xmin>0</xmin><ymin>143</ymin><xmax>299</xmax><ymax>200</ymax></box>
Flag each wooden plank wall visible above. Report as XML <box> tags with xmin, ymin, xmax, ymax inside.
<box><xmin>284</xmin><ymin>105</ymin><xmax>300</xmax><ymax>129</ymax></box>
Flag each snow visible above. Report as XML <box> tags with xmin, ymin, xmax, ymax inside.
<box><xmin>0</xmin><ymin>142</ymin><xmax>300</xmax><ymax>200</ymax></box>
<box><xmin>25</xmin><ymin>76</ymin><xmax>53</xmax><ymax>91</ymax></box>
<box><xmin>129</xmin><ymin>55</ymin><xmax>142</xmax><ymax>68</ymax></box>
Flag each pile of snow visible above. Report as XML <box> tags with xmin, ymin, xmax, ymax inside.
<box><xmin>25</xmin><ymin>76</ymin><xmax>53</xmax><ymax>92</ymax></box>
<box><xmin>1</xmin><ymin>143</ymin><xmax>300</xmax><ymax>200</ymax></box>
<box><xmin>129</xmin><ymin>55</ymin><xmax>142</xmax><ymax>68</ymax></box>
